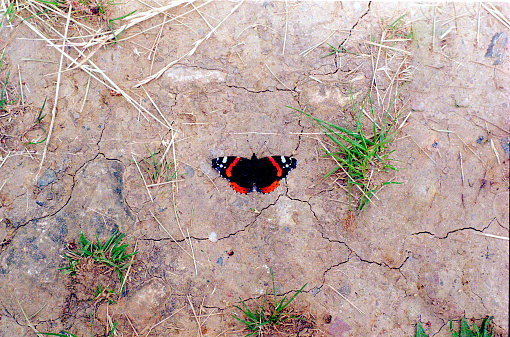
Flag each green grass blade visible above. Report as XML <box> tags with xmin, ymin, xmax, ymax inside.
<box><xmin>415</xmin><ymin>322</ymin><xmax>428</xmax><ymax>337</ymax></box>
<box><xmin>275</xmin><ymin>283</ymin><xmax>307</xmax><ymax>313</ymax></box>
<box><xmin>36</xmin><ymin>97</ymin><xmax>48</xmax><ymax>123</ymax></box>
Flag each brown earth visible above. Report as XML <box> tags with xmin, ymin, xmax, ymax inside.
<box><xmin>0</xmin><ymin>1</ymin><xmax>508</xmax><ymax>337</ymax></box>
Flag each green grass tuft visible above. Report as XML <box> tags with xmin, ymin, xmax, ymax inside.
<box><xmin>288</xmin><ymin>89</ymin><xmax>403</xmax><ymax>212</ymax></box>
<box><xmin>415</xmin><ymin>317</ymin><xmax>494</xmax><ymax>337</ymax></box>
<box><xmin>141</xmin><ymin>146</ymin><xmax>177</xmax><ymax>184</ymax></box>
<box><xmin>449</xmin><ymin>317</ymin><xmax>494</xmax><ymax>337</ymax></box>
<box><xmin>232</xmin><ymin>268</ymin><xmax>307</xmax><ymax>337</ymax></box>
<box><xmin>60</xmin><ymin>229</ymin><xmax>137</xmax><ymax>284</ymax></box>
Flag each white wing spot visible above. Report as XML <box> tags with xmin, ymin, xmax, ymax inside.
<box><xmin>222</xmin><ymin>157</ymin><xmax>228</xmax><ymax>163</ymax></box>
<box><xmin>281</xmin><ymin>156</ymin><xmax>286</xmax><ymax>163</ymax></box>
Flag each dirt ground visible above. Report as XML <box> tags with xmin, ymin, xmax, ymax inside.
<box><xmin>0</xmin><ymin>1</ymin><xmax>508</xmax><ymax>336</ymax></box>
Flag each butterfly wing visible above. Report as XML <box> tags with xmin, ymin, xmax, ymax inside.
<box><xmin>212</xmin><ymin>156</ymin><xmax>254</xmax><ymax>194</ymax></box>
<box><xmin>255</xmin><ymin>156</ymin><xmax>297</xmax><ymax>193</ymax></box>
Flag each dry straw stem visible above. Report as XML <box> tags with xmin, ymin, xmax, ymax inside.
<box><xmin>410</xmin><ymin>137</ymin><xmax>438</xmax><ymax>165</ymax></box>
<box><xmin>265</xmin><ymin>62</ymin><xmax>292</xmax><ymax>91</ymax></box>
<box><xmin>132</xmin><ymin>153</ymin><xmax>154</xmax><ymax>202</ymax></box>
<box><xmin>481</xmin><ymin>2</ymin><xmax>510</xmax><ymax>30</ymax></box>
<box><xmin>146</xmin><ymin>179</ymin><xmax>184</xmax><ymax>188</ymax></box>
<box><xmin>472</xmin><ymin>232</ymin><xmax>509</xmax><ymax>241</ymax></box>
<box><xmin>150</xmin><ymin>210</ymin><xmax>193</xmax><ymax>260</ymax></box>
<box><xmin>187</xmin><ymin>227</ymin><xmax>198</xmax><ymax>276</ymax></box>
<box><xmin>141</xmin><ymin>85</ymin><xmax>173</xmax><ymax>130</ymax></box>
<box><xmin>79</xmin><ymin>74</ymin><xmax>91</xmax><ymax>114</ymax></box>
<box><xmin>364</xmin><ymin>40</ymin><xmax>411</xmax><ymax>55</ymax></box>
<box><xmin>20</xmin><ymin>2</ymin><xmax>172</xmax><ymax>130</ymax></box>
<box><xmin>0</xmin><ymin>151</ymin><xmax>10</xmax><ymax>170</ymax></box>
<box><xmin>188</xmin><ymin>295</ymin><xmax>204</xmax><ymax>337</ymax></box>
<box><xmin>327</xmin><ymin>284</ymin><xmax>365</xmax><ymax>315</ymax></box>
<box><xmin>17</xmin><ymin>64</ymin><xmax>24</xmax><ymax>105</ymax></box>
<box><xmin>490</xmin><ymin>139</ymin><xmax>501</xmax><ymax>164</ymax></box>
<box><xmin>432</xmin><ymin>5</ymin><xmax>437</xmax><ymax>52</ymax></box>
<box><xmin>368</xmin><ymin>14</ymin><xmax>413</xmax><ymax>114</ymax></box>
<box><xmin>282</xmin><ymin>0</ymin><xmax>288</xmax><ymax>56</ymax></box>
<box><xmin>455</xmin><ymin>133</ymin><xmax>485</xmax><ymax>166</ymax></box>
<box><xmin>300</xmin><ymin>29</ymin><xmax>338</xmax><ymax>57</ymax></box>
<box><xmin>316</xmin><ymin>137</ymin><xmax>377</xmax><ymax>208</ymax></box>
<box><xmin>119</xmin><ymin>240</ymin><xmax>137</xmax><ymax>293</ymax></box>
<box><xmin>191</xmin><ymin>1</ymin><xmax>215</xmax><ymax>35</ymax></box>
<box><xmin>35</xmin><ymin>4</ymin><xmax>72</xmax><ymax>180</ymax></box>
<box><xmin>16</xmin><ymin>298</ymin><xmax>43</xmax><ymax>337</ymax></box>
<box><xmin>149</xmin><ymin>15</ymin><xmax>167</xmax><ymax>73</ymax></box>
<box><xmin>459</xmin><ymin>151</ymin><xmax>465</xmax><ymax>186</ymax></box>
<box><xmin>369</xmin><ymin>29</ymin><xmax>385</xmax><ymax>106</ymax></box>
<box><xmin>141</xmin><ymin>305</ymin><xmax>186</xmax><ymax>337</ymax></box>
<box><xmin>134</xmin><ymin>0</ymin><xmax>245</xmax><ymax>87</ymax></box>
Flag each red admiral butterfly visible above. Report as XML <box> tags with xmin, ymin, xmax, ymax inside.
<box><xmin>212</xmin><ymin>154</ymin><xmax>297</xmax><ymax>194</ymax></box>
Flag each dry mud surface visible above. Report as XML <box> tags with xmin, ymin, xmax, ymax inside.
<box><xmin>0</xmin><ymin>2</ymin><xmax>508</xmax><ymax>337</ymax></box>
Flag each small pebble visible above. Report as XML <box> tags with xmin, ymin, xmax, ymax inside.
<box><xmin>216</xmin><ymin>256</ymin><xmax>223</xmax><ymax>266</ymax></box>
<box><xmin>37</xmin><ymin>169</ymin><xmax>57</xmax><ymax>187</ymax></box>
<box><xmin>208</xmin><ymin>231</ymin><xmax>217</xmax><ymax>243</ymax></box>
<box><xmin>184</xmin><ymin>165</ymin><xmax>195</xmax><ymax>178</ymax></box>
<box><xmin>501</xmin><ymin>137</ymin><xmax>509</xmax><ymax>158</ymax></box>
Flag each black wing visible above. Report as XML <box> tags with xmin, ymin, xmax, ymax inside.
<box><xmin>212</xmin><ymin>156</ymin><xmax>254</xmax><ymax>193</ymax></box>
<box><xmin>255</xmin><ymin>156</ymin><xmax>297</xmax><ymax>193</ymax></box>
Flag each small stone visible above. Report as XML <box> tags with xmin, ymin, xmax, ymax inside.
<box><xmin>73</xmin><ymin>113</ymin><xmax>80</xmax><ymax>119</ymax></box>
<box><xmin>501</xmin><ymin>137</ymin><xmax>509</xmax><ymax>158</ymax></box>
<box><xmin>208</xmin><ymin>231</ymin><xmax>217</xmax><ymax>243</ymax></box>
<box><xmin>184</xmin><ymin>165</ymin><xmax>195</xmax><ymax>178</ymax></box>
<box><xmin>37</xmin><ymin>169</ymin><xmax>57</xmax><ymax>187</ymax></box>
<box><xmin>216</xmin><ymin>256</ymin><xmax>223</xmax><ymax>266</ymax></box>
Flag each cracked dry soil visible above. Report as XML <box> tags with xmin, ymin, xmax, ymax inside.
<box><xmin>0</xmin><ymin>2</ymin><xmax>508</xmax><ymax>337</ymax></box>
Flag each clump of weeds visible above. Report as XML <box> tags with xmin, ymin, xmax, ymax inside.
<box><xmin>21</xmin><ymin>0</ymin><xmax>136</xmax><ymax>46</ymax></box>
<box><xmin>138</xmin><ymin>145</ymin><xmax>179</xmax><ymax>185</ymax></box>
<box><xmin>288</xmin><ymin>88</ymin><xmax>404</xmax><ymax>212</ymax></box>
<box><xmin>415</xmin><ymin>316</ymin><xmax>495</xmax><ymax>337</ymax></box>
<box><xmin>232</xmin><ymin>268</ymin><xmax>312</xmax><ymax>337</ymax></box>
<box><xmin>60</xmin><ymin>229</ymin><xmax>137</xmax><ymax>298</ymax></box>
<box><xmin>38</xmin><ymin>312</ymin><xmax>117</xmax><ymax>337</ymax></box>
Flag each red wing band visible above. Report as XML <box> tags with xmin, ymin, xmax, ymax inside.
<box><xmin>260</xmin><ymin>180</ymin><xmax>280</xmax><ymax>193</ymax></box>
<box><xmin>225</xmin><ymin>157</ymin><xmax>241</xmax><ymax>178</ymax></box>
<box><xmin>267</xmin><ymin>157</ymin><xmax>283</xmax><ymax>177</ymax></box>
<box><xmin>230</xmin><ymin>182</ymin><xmax>251</xmax><ymax>194</ymax></box>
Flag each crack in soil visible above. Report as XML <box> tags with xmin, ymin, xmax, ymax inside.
<box><xmin>139</xmin><ymin>192</ymin><xmax>288</xmax><ymax>243</ymax></box>
<box><xmin>225</xmin><ymin>84</ymin><xmax>275</xmax><ymax>94</ymax></box>
<box><xmin>471</xmin><ymin>289</ymin><xmax>489</xmax><ymax>312</ymax></box>
<box><xmin>0</xmin><ymin>150</ymin><xmax>109</xmax><ymax>254</ymax></box>
<box><xmin>411</xmin><ymin>218</ymin><xmax>495</xmax><ymax>239</ymax></box>
<box><xmin>324</xmin><ymin>1</ymin><xmax>372</xmax><ymax>73</ymax></box>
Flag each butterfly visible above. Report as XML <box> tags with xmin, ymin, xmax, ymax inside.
<box><xmin>212</xmin><ymin>154</ymin><xmax>297</xmax><ymax>194</ymax></box>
